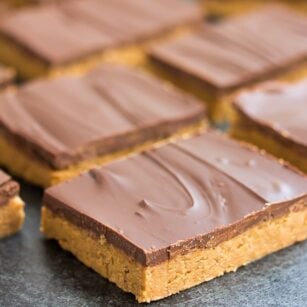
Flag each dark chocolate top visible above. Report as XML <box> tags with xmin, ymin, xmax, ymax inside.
<box><xmin>0</xmin><ymin>65</ymin><xmax>15</xmax><ymax>88</ymax></box>
<box><xmin>44</xmin><ymin>131</ymin><xmax>307</xmax><ymax>266</ymax></box>
<box><xmin>149</xmin><ymin>6</ymin><xmax>307</xmax><ymax>92</ymax></box>
<box><xmin>234</xmin><ymin>80</ymin><xmax>307</xmax><ymax>148</ymax></box>
<box><xmin>0</xmin><ymin>170</ymin><xmax>19</xmax><ymax>206</ymax></box>
<box><xmin>0</xmin><ymin>0</ymin><xmax>201</xmax><ymax>65</ymax></box>
<box><xmin>0</xmin><ymin>64</ymin><xmax>205</xmax><ymax>170</ymax></box>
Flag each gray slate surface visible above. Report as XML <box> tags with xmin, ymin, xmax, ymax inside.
<box><xmin>0</xmin><ymin>180</ymin><xmax>306</xmax><ymax>307</ymax></box>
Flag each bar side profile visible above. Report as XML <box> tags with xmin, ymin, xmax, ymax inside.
<box><xmin>0</xmin><ymin>122</ymin><xmax>205</xmax><ymax>187</ymax></box>
<box><xmin>41</xmin><ymin>203</ymin><xmax>307</xmax><ymax>303</ymax></box>
<box><xmin>0</xmin><ymin>170</ymin><xmax>25</xmax><ymax>238</ymax></box>
<box><xmin>0</xmin><ymin>196</ymin><xmax>25</xmax><ymax>238</ymax></box>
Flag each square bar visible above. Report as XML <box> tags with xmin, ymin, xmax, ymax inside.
<box><xmin>0</xmin><ymin>64</ymin><xmax>206</xmax><ymax>187</ymax></box>
<box><xmin>41</xmin><ymin>131</ymin><xmax>307</xmax><ymax>302</ymax></box>
<box><xmin>0</xmin><ymin>0</ymin><xmax>202</xmax><ymax>79</ymax></box>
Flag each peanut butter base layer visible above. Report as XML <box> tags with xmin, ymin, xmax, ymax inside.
<box><xmin>41</xmin><ymin>205</ymin><xmax>307</xmax><ymax>303</ymax></box>
<box><xmin>146</xmin><ymin>60</ymin><xmax>307</xmax><ymax>124</ymax></box>
<box><xmin>0</xmin><ymin>196</ymin><xmax>25</xmax><ymax>239</ymax></box>
<box><xmin>0</xmin><ymin>122</ymin><xmax>206</xmax><ymax>187</ymax></box>
<box><xmin>0</xmin><ymin>25</ymin><xmax>194</xmax><ymax>80</ymax></box>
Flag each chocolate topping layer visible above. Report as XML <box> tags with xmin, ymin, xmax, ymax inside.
<box><xmin>0</xmin><ymin>0</ymin><xmax>201</xmax><ymax>65</ymax></box>
<box><xmin>149</xmin><ymin>6</ymin><xmax>307</xmax><ymax>92</ymax></box>
<box><xmin>0</xmin><ymin>64</ymin><xmax>205</xmax><ymax>170</ymax></box>
<box><xmin>234</xmin><ymin>80</ymin><xmax>307</xmax><ymax>150</ymax></box>
<box><xmin>0</xmin><ymin>170</ymin><xmax>19</xmax><ymax>206</ymax></box>
<box><xmin>44</xmin><ymin>131</ymin><xmax>307</xmax><ymax>266</ymax></box>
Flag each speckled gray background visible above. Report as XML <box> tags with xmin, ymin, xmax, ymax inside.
<box><xmin>0</xmin><ymin>181</ymin><xmax>306</xmax><ymax>307</ymax></box>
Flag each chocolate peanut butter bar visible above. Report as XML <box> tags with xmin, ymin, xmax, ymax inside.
<box><xmin>0</xmin><ymin>170</ymin><xmax>25</xmax><ymax>238</ymax></box>
<box><xmin>41</xmin><ymin>131</ymin><xmax>307</xmax><ymax>302</ymax></box>
<box><xmin>0</xmin><ymin>0</ymin><xmax>202</xmax><ymax>79</ymax></box>
<box><xmin>232</xmin><ymin>80</ymin><xmax>307</xmax><ymax>173</ymax></box>
<box><xmin>148</xmin><ymin>6</ymin><xmax>307</xmax><ymax>123</ymax></box>
<box><xmin>0</xmin><ymin>64</ymin><xmax>206</xmax><ymax>187</ymax></box>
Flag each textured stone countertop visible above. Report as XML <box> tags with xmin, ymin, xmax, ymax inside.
<box><xmin>0</xmin><ymin>180</ymin><xmax>306</xmax><ymax>307</ymax></box>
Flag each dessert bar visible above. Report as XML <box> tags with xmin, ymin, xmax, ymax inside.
<box><xmin>41</xmin><ymin>131</ymin><xmax>307</xmax><ymax>302</ymax></box>
<box><xmin>0</xmin><ymin>169</ymin><xmax>25</xmax><ymax>238</ymax></box>
<box><xmin>148</xmin><ymin>6</ymin><xmax>307</xmax><ymax>122</ymax></box>
<box><xmin>232</xmin><ymin>80</ymin><xmax>307</xmax><ymax>173</ymax></box>
<box><xmin>0</xmin><ymin>64</ymin><xmax>206</xmax><ymax>187</ymax></box>
<box><xmin>0</xmin><ymin>0</ymin><xmax>202</xmax><ymax>79</ymax></box>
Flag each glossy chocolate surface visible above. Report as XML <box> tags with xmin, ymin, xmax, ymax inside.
<box><xmin>0</xmin><ymin>0</ymin><xmax>201</xmax><ymax>65</ymax></box>
<box><xmin>44</xmin><ymin>131</ymin><xmax>307</xmax><ymax>265</ymax></box>
<box><xmin>149</xmin><ymin>6</ymin><xmax>307</xmax><ymax>92</ymax></box>
<box><xmin>234</xmin><ymin>80</ymin><xmax>307</xmax><ymax>148</ymax></box>
<box><xmin>0</xmin><ymin>170</ymin><xmax>19</xmax><ymax>206</ymax></box>
<box><xmin>0</xmin><ymin>64</ymin><xmax>205</xmax><ymax>169</ymax></box>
